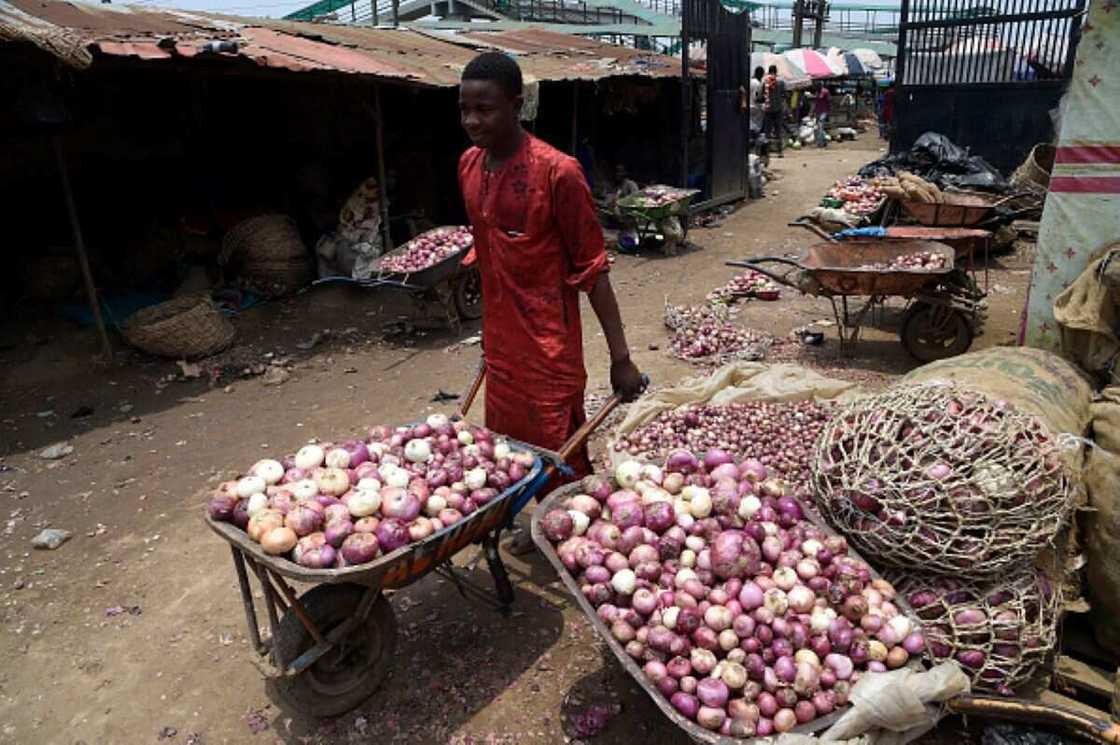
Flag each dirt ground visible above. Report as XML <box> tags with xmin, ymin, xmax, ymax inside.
<box><xmin>0</xmin><ymin>133</ymin><xmax>1035</xmax><ymax>745</ymax></box>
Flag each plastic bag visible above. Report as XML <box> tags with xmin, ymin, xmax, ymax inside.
<box><xmin>821</xmin><ymin>663</ymin><xmax>972</xmax><ymax>745</ymax></box>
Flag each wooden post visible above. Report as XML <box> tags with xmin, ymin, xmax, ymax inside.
<box><xmin>392</xmin><ymin>0</ymin><xmax>399</xmax><ymax>26</ymax></box>
<box><xmin>53</xmin><ymin>136</ymin><xmax>112</xmax><ymax>362</ymax></box>
<box><xmin>570</xmin><ymin>82</ymin><xmax>579</xmax><ymax>154</ymax></box>
<box><xmin>374</xmin><ymin>85</ymin><xmax>393</xmax><ymax>252</ymax></box>
<box><xmin>679</xmin><ymin>2</ymin><xmax>690</xmax><ymax>189</ymax></box>
<box><xmin>372</xmin><ymin>0</ymin><xmax>379</xmax><ymax>25</ymax></box>
<box><xmin>812</xmin><ymin>0</ymin><xmax>825</xmax><ymax>49</ymax></box>
<box><xmin>792</xmin><ymin>0</ymin><xmax>804</xmax><ymax>48</ymax></box>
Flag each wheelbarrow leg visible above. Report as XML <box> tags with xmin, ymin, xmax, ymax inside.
<box><xmin>231</xmin><ymin>546</ymin><xmax>266</xmax><ymax>655</ymax></box>
<box><xmin>482</xmin><ymin>532</ymin><xmax>515</xmax><ymax>616</ymax></box>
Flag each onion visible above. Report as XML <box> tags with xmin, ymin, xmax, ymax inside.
<box><xmin>315</xmin><ymin>468</ymin><xmax>351</xmax><ymax>497</ymax></box>
<box><xmin>236</xmin><ymin>475</ymin><xmax>266</xmax><ymax>499</ymax></box>
<box><xmin>671</xmin><ymin>692</ymin><xmax>700</xmax><ymax>720</ymax></box>
<box><xmin>208</xmin><ymin>494</ymin><xmax>238</xmax><ymax>522</ymax></box>
<box><xmin>341</xmin><ymin>531</ymin><xmax>379</xmax><ymax>564</ymax></box>
<box><xmin>294</xmin><ymin>444</ymin><xmax>325</xmax><ymax>470</ymax></box>
<box><xmin>251</xmin><ymin>459</ymin><xmax>285</xmax><ymax>485</ymax></box>
<box><xmin>375</xmin><ymin>518</ymin><xmax>410</xmax><ymax>553</ymax></box>
<box><xmin>380</xmin><ymin>487</ymin><xmax>420</xmax><ymax>522</ymax></box>
<box><xmin>541</xmin><ymin>510</ymin><xmax>574</xmax><ymax>542</ymax></box>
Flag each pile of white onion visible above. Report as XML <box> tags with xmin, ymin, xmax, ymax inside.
<box><xmin>207</xmin><ymin>414</ymin><xmax>533</xmax><ymax>569</ymax></box>
<box><xmin>539</xmin><ymin>452</ymin><xmax>922</xmax><ymax>737</ymax></box>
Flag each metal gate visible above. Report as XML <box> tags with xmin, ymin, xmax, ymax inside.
<box><xmin>894</xmin><ymin>0</ymin><xmax>1085</xmax><ymax>172</ymax></box>
<box><xmin>683</xmin><ymin>0</ymin><xmax>750</xmax><ymax>205</ymax></box>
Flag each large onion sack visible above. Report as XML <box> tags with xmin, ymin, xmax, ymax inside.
<box><xmin>812</xmin><ymin>382</ymin><xmax>1076</xmax><ymax>578</ymax></box>
<box><xmin>890</xmin><ymin>569</ymin><xmax>1059</xmax><ymax>695</ymax></box>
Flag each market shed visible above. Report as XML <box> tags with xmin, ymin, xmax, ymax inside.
<box><xmin>0</xmin><ymin>0</ymin><xmax>691</xmax><ymax>350</ymax></box>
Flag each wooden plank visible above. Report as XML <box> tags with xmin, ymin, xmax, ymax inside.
<box><xmin>1039</xmin><ymin>689</ymin><xmax>1112</xmax><ymax>721</ymax></box>
<box><xmin>1057</xmin><ymin>655</ymin><xmax>1117</xmax><ymax>700</ymax></box>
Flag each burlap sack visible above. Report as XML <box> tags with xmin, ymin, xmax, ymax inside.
<box><xmin>1053</xmin><ymin>244</ymin><xmax>1120</xmax><ymax>386</ymax></box>
<box><xmin>901</xmin><ymin>346</ymin><xmax>1093</xmax><ymax>469</ymax></box>
<box><xmin>609</xmin><ymin>362</ymin><xmax>863</xmax><ymax>468</ymax></box>
<box><xmin>1084</xmin><ymin>387</ymin><xmax>1120</xmax><ymax>656</ymax></box>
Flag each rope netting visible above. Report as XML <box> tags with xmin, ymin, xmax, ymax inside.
<box><xmin>811</xmin><ymin>382</ymin><xmax>1076</xmax><ymax>579</ymax></box>
<box><xmin>889</xmin><ymin>568</ymin><xmax>1060</xmax><ymax>694</ymax></box>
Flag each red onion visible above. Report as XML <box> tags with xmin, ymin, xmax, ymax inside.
<box><xmin>375</xmin><ymin>518</ymin><xmax>410</xmax><ymax>553</ymax></box>
<box><xmin>671</xmin><ymin>692</ymin><xmax>699</xmax><ymax>719</ymax></box>
<box><xmin>340</xmin><ymin>532</ymin><xmax>379</xmax><ymax>564</ymax></box>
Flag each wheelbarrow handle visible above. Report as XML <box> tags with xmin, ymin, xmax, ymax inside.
<box><xmin>726</xmin><ymin>257</ymin><xmax>804</xmax><ymax>289</ymax></box>
<box><xmin>788</xmin><ymin>219</ymin><xmax>837</xmax><ymax>242</ymax></box>
<box><xmin>553</xmin><ymin>373</ymin><xmax>649</xmax><ymax>467</ymax></box>
<box><xmin>459</xmin><ymin>360</ymin><xmax>486</xmax><ymax>418</ymax></box>
<box><xmin>947</xmin><ymin>694</ymin><xmax>1120</xmax><ymax>745</ymax></box>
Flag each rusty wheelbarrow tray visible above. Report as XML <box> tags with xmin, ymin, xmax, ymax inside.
<box><xmin>899</xmin><ymin>191</ymin><xmax>1018</xmax><ymax>228</ymax></box>
<box><xmin>729</xmin><ymin>240</ymin><xmax>985</xmax><ymax>361</ymax></box>
<box><xmin>530</xmin><ymin>483</ymin><xmax>926</xmax><ymax>744</ymax></box>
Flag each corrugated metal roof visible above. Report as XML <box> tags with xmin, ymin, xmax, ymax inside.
<box><xmin>0</xmin><ymin>0</ymin><xmax>684</xmax><ymax>85</ymax></box>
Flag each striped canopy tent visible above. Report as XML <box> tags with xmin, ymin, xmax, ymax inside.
<box><xmin>751</xmin><ymin>51</ymin><xmax>811</xmax><ymax>89</ymax></box>
<box><xmin>851</xmin><ymin>48</ymin><xmax>886</xmax><ymax>70</ymax></box>
<box><xmin>821</xmin><ymin>47</ymin><xmax>869</xmax><ymax>77</ymax></box>
<box><xmin>783</xmin><ymin>48</ymin><xmax>844</xmax><ymax>79</ymax></box>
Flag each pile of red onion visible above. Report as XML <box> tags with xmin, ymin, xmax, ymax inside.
<box><xmin>539</xmin><ymin>452</ymin><xmax>922</xmax><ymax>737</ymax></box>
<box><xmin>891</xmin><ymin>569</ymin><xmax>1059</xmax><ymax>695</ymax></box>
<box><xmin>614</xmin><ymin>402</ymin><xmax>832</xmax><ymax>485</ymax></box>
<box><xmin>664</xmin><ymin>304</ymin><xmax>770</xmax><ymax>364</ymax></box>
<box><xmin>378</xmin><ymin>226</ymin><xmax>473</xmax><ymax>274</ymax></box>
<box><xmin>206</xmin><ymin>414</ymin><xmax>534</xmax><ymax>569</ymax></box>
<box><xmin>828</xmin><ymin>176</ymin><xmax>884</xmax><ymax>217</ymax></box>
<box><xmin>707</xmin><ymin>272</ymin><xmax>781</xmax><ymax>305</ymax></box>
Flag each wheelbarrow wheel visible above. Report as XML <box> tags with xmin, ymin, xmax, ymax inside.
<box><xmin>452</xmin><ymin>267</ymin><xmax>483</xmax><ymax>321</ymax></box>
<box><xmin>269</xmin><ymin>584</ymin><xmax>397</xmax><ymax>718</ymax></box>
<box><xmin>900</xmin><ymin>302</ymin><xmax>974</xmax><ymax>362</ymax></box>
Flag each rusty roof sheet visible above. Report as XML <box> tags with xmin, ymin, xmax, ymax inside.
<box><xmin>1</xmin><ymin>0</ymin><xmax>683</xmax><ymax>85</ymax></box>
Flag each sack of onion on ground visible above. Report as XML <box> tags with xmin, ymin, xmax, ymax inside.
<box><xmin>537</xmin><ymin>450</ymin><xmax>923</xmax><ymax>738</ymax></box>
<box><xmin>664</xmin><ymin>303</ymin><xmax>772</xmax><ymax>365</ymax></box>
<box><xmin>205</xmin><ymin>415</ymin><xmax>534</xmax><ymax>569</ymax></box>
<box><xmin>612</xmin><ymin>401</ymin><xmax>833</xmax><ymax>486</ymax></box>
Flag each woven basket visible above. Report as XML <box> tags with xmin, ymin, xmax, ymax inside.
<box><xmin>221</xmin><ymin>214</ymin><xmax>306</xmax><ymax>264</ymax></box>
<box><xmin>1011</xmin><ymin>144</ymin><xmax>1056</xmax><ymax>194</ymax></box>
<box><xmin>239</xmin><ymin>257</ymin><xmax>312</xmax><ymax>298</ymax></box>
<box><xmin>122</xmin><ymin>296</ymin><xmax>235</xmax><ymax>359</ymax></box>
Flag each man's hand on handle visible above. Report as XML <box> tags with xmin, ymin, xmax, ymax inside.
<box><xmin>610</xmin><ymin>356</ymin><xmax>646</xmax><ymax>402</ymax></box>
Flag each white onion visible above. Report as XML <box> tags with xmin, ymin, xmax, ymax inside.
<box><xmin>404</xmin><ymin>439</ymin><xmax>432</xmax><ymax>464</ymax></box>
<box><xmin>457</xmin><ymin>430</ymin><xmax>474</xmax><ymax>446</ymax></box>
<box><xmin>325</xmin><ymin>448</ymin><xmax>352</xmax><ymax>469</ymax></box>
<box><xmin>348</xmin><ymin>489</ymin><xmax>381</xmax><ymax>518</ymax></box>
<box><xmin>380</xmin><ymin>464</ymin><xmax>410</xmax><ymax>489</ymax></box>
<box><xmin>357</xmin><ymin>477</ymin><xmax>381</xmax><ymax>492</ymax></box>
<box><xmin>738</xmin><ymin>495</ymin><xmax>762</xmax><ymax>519</ymax></box>
<box><xmin>236</xmin><ymin>475</ymin><xmax>266</xmax><ymax>499</ymax></box>
<box><xmin>425</xmin><ymin>494</ymin><xmax>447</xmax><ymax>517</ymax></box>
<box><xmin>568</xmin><ymin>510</ymin><xmax>590</xmax><ymax>536</ymax></box>
<box><xmin>426</xmin><ymin>413</ymin><xmax>450</xmax><ymax>430</ymax></box>
<box><xmin>465</xmin><ymin>467</ymin><xmax>488</xmax><ymax>491</ymax></box>
<box><xmin>246</xmin><ymin>492</ymin><xmax>269</xmax><ymax>517</ymax></box>
<box><xmin>615</xmin><ymin>460</ymin><xmax>642</xmax><ymax>489</ymax></box>
<box><xmin>494</xmin><ymin>441</ymin><xmax>511</xmax><ymax>460</ymax></box>
<box><xmin>689</xmin><ymin>490</ymin><xmax>713</xmax><ymax>519</ymax></box>
<box><xmin>251</xmin><ymin>459</ymin><xmax>284</xmax><ymax>485</ymax></box>
<box><xmin>612</xmin><ymin>568</ymin><xmax>637</xmax><ymax>595</ymax></box>
<box><xmin>291</xmin><ymin>479</ymin><xmax>318</xmax><ymax>500</ymax></box>
<box><xmin>294</xmin><ymin>444</ymin><xmax>325</xmax><ymax>470</ymax></box>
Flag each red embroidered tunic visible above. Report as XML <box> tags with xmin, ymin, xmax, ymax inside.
<box><xmin>458</xmin><ymin>134</ymin><xmax>609</xmax><ymax>477</ymax></box>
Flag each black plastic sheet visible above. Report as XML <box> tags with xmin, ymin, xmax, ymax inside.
<box><xmin>859</xmin><ymin>131</ymin><xmax>1011</xmax><ymax>193</ymax></box>
<box><xmin>983</xmin><ymin>724</ymin><xmax>1078</xmax><ymax>745</ymax></box>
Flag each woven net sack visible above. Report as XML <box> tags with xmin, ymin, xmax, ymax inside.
<box><xmin>811</xmin><ymin>382</ymin><xmax>1076</xmax><ymax>579</ymax></box>
<box><xmin>889</xmin><ymin>568</ymin><xmax>1060</xmax><ymax>694</ymax></box>
<box><xmin>122</xmin><ymin>296</ymin><xmax>235</xmax><ymax>360</ymax></box>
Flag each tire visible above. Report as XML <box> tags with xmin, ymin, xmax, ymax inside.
<box><xmin>268</xmin><ymin>584</ymin><xmax>397</xmax><ymax>718</ymax></box>
<box><xmin>452</xmin><ymin>268</ymin><xmax>483</xmax><ymax>321</ymax></box>
<box><xmin>900</xmin><ymin>302</ymin><xmax>974</xmax><ymax>362</ymax></box>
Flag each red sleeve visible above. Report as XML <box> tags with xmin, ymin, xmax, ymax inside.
<box><xmin>551</xmin><ymin>157</ymin><xmax>609</xmax><ymax>293</ymax></box>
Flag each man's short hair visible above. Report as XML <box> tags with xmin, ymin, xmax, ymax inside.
<box><xmin>462</xmin><ymin>52</ymin><xmax>523</xmax><ymax>98</ymax></box>
<box><xmin>754</xmin><ymin>66</ymin><xmax>764</xmax><ymax>77</ymax></box>
<box><xmin>768</xmin><ymin>64</ymin><xmax>778</xmax><ymax>75</ymax></box>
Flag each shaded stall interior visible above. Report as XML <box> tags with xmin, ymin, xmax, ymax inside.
<box><xmin>0</xmin><ymin>42</ymin><xmax>687</xmax><ymax>333</ymax></box>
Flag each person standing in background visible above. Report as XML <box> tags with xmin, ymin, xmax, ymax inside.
<box><xmin>813</xmin><ymin>83</ymin><xmax>831</xmax><ymax>148</ymax></box>
<box><xmin>762</xmin><ymin>65</ymin><xmax>786</xmax><ymax>158</ymax></box>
